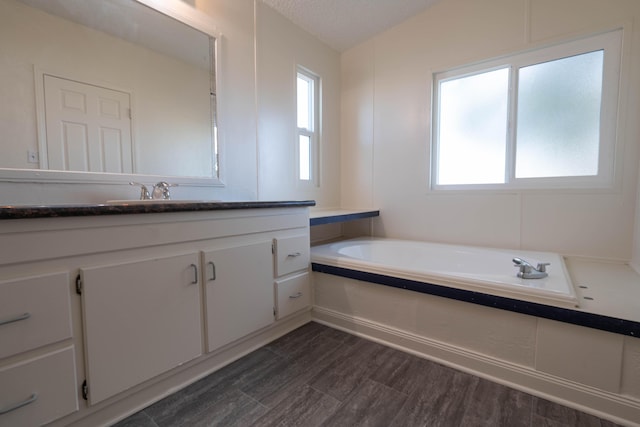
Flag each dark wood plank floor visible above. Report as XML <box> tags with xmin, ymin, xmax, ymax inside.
<box><xmin>113</xmin><ymin>322</ymin><xmax>620</xmax><ymax>427</ymax></box>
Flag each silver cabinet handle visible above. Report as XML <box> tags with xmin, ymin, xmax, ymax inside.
<box><xmin>289</xmin><ymin>292</ymin><xmax>303</xmax><ymax>299</ymax></box>
<box><xmin>0</xmin><ymin>312</ymin><xmax>30</xmax><ymax>327</ymax></box>
<box><xmin>208</xmin><ymin>261</ymin><xmax>216</xmax><ymax>281</ymax></box>
<box><xmin>287</xmin><ymin>252</ymin><xmax>302</xmax><ymax>258</ymax></box>
<box><xmin>0</xmin><ymin>393</ymin><xmax>38</xmax><ymax>415</ymax></box>
<box><xmin>190</xmin><ymin>264</ymin><xmax>198</xmax><ymax>284</ymax></box>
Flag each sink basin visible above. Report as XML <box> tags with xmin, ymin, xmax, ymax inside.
<box><xmin>105</xmin><ymin>199</ymin><xmax>219</xmax><ymax>205</ymax></box>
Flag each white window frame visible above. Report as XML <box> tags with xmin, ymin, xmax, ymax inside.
<box><xmin>431</xmin><ymin>29</ymin><xmax>622</xmax><ymax>191</ymax></box>
<box><xmin>296</xmin><ymin>67</ymin><xmax>320</xmax><ymax>186</ymax></box>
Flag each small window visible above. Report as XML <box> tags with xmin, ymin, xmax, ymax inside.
<box><xmin>432</xmin><ymin>29</ymin><xmax>622</xmax><ymax>190</ymax></box>
<box><xmin>296</xmin><ymin>68</ymin><xmax>319</xmax><ymax>184</ymax></box>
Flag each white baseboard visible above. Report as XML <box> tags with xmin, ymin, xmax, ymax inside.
<box><xmin>312</xmin><ymin>306</ymin><xmax>640</xmax><ymax>427</ymax></box>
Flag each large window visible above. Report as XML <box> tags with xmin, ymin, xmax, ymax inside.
<box><xmin>297</xmin><ymin>68</ymin><xmax>319</xmax><ymax>184</ymax></box>
<box><xmin>432</xmin><ymin>29</ymin><xmax>622</xmax><ymax>190</ymax></box>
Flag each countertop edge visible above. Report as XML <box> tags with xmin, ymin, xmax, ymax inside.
<box><xmin>310</xmin><ymin>209</ymin><xmax>380</xmax><ymax>226</ymax></box>
<box><xmin>0</xmin><ymin>200</ymin><xmax>316</xmax><ymax>220</ymax></box>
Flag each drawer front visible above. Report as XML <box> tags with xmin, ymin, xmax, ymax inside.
<box><xmin>274</xmin><ymin>235</ymin><xmax>310</xmax><ymax>277</ymax></box>
<box><xmin>0</xmin><ymin>346</ymin><xmax>78</xmax><ymax>426</ymax></box>
<box><xmin>276</xmin><ymin>272</ymin><xmax>311</xmax><ymax>319</ymax></box>
<box><xmin>0</xmin><ymin>272</ymin><xmax>72</xmax><ymax>359</ymax></box>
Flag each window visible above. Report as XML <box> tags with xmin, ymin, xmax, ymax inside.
<box><xmin>432</xmin><ymin>29</ymin><xmax>622</xmax><ymax>190</ymax></box>
<box><xmin>297</xmin><ymin>68</ymin><xmax>319</xmax><ymax>184</ymax></box>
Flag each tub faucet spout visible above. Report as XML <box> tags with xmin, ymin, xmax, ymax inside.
<box><xmin>513</xmin><ymin>257</ymin><xmax>549</xmax><ymax>279</ymax></box>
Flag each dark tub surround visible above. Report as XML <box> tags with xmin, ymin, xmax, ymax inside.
<box><xmin>0</xmin><ymin>200</ymin><xmax>316</xmax><ymax>220</ymax></box>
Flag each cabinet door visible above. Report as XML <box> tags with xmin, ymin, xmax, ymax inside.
<box><xmin>80</xmin><ymin>252</ymin><xmax>202</xmax><ymax>405</ymax></box>
<box><xmin>203</xmin><ymin>241</ymin><xmax>274</xmax><ymax>352</ymax></box>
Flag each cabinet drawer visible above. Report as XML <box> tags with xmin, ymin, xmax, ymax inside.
<box><xmin>274</xmin><ymin>235</ymin><xmax>309</xmax><ymax>277</ymax></box>
<box><xmin>275</xmin><ymin>272</ymin><xmax>311</xmax><ymax>319</ymax></box>
<box><xmin>0</xmin><ymin>346</ymin><xmax>78</xmax><ymax>426</ymax></box>
<box><xmin>0</xmin><ymin>272</ymin><xmax>72</xmax><ymax>359</ymax></box>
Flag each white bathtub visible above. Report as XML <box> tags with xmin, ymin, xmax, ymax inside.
<box><xmin>311</xmin><ymin>237</ymin><xmax>578</xmax><ymax>308</ymax></box>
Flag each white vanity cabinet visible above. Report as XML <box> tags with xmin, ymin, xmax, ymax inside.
<box><xmin>80</xmin><ymin>252</ymin><xmax>203</xmax><ymax>405</ymax></box>
<box><xmin>0</xmin><ymin>272</ymin><xmax>78</xmax><ymax>425</ymax></box>
<box><xmin>203</xmin><ymin>241</ymin><xmax>275</xmax><ymax>352</ymax></box>
<box><xmin>273</xmin><ymin>235</ymin><xmax>311</xmax><ymax>319</ymax></box>
<box><xmin>0</xmin><ymin>205</ymin><xmax>312</xmax><ymax>426</ymax></box>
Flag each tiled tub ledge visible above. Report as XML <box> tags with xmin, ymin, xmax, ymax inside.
<box><xmin>312</xmin><ymin>257</ymin><xmax>640</xmax><ymax>338</ymax></box>
<box><xmin>0</xmin><ymin>200</ymin><xmax>316</xmax><ymax>220</ymax></box>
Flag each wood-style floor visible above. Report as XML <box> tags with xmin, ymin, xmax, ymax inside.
<box><xmin>114</xmin><ymin>321</ymin><xmax>620</xmax><ymax>427</ymax></box>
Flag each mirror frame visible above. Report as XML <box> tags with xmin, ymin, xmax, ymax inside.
<box><xmin>0</xmin><ymin>0</ymin><xmax>224</xmax><ymax>187</ymax></box>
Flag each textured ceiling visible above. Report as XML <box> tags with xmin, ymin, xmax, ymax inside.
<box><xmin>259</xmin><ymin>0</ymin><xmax>442</xmax><ymax>52</ymax></box>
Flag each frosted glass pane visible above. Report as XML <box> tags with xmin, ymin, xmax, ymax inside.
<box><xmin>297</xmin><ymin>75</ymin><xmax>310</xmax><ymax>130</ymax></box>
<box><xmin>299</xmin><ymin>135</ymin><xmax>310</xmax><ymax>180</ymax></box>
<box><xmin>516</xmin><ymin>51</ymin><xmax>603</xmax><ymax>178</ymax></box>
<box><xmin>438</xmin><ymin>68</ymin><xmax>509</xmax><ymax>185</ymax></box>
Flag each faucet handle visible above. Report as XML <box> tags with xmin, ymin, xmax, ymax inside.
<box><xmin>130</xmin><ymin>182</ymin><xmax>151</xmax><ymax>200</ymax></box>
<box><xmin>512</xmin><ymin>257</ymin><xmax>533</xmax><ymax>273</ymax></box>
<box><xmin>152</xmin><ymin>181</ymin><xmax>178</xmax><ymax>200</ymax></box>
<box><xmin>536</xmin><ymin>262</ymin><xmax>550</xmax><ymax>273</ymax></box>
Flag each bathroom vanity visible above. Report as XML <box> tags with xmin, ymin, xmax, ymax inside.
<box><xmin>0</xmin><ymin>201</ymin><xmax>313</xmax><ymax>426</ymax></box>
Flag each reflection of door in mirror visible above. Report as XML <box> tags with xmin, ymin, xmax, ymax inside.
<box><xmin>43</xmin><ymin>74</ymin><xmax>133</xmax><ymax>173</ymax></box>
<box><xmin>0</xmin><ymin>0</ymin><xmax>220</xmax><ymax>182</ymax></box>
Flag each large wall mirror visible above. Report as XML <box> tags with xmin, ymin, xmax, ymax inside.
<box><xmin>0</xmin><ymin>0</ymin><xmax>221</xmax><ymax>184</ymax></box>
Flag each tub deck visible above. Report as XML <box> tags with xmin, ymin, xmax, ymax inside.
<box><xmin>311</xmin><ymin>237</ymin><xmax>640</xmax><ymax>337</ymax></box>
<box><xmin>311</xmin><ymin>237</ymin><xmax>578</xmax><ymax>308</ymax></box>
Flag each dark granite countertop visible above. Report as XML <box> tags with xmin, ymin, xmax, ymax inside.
<box><xmin>0</xmin><ymin>200</ymin><xmax>316</xmax><ymax>220</ymax></box>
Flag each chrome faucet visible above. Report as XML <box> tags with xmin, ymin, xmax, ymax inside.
<box><xmin>512</xmin><ymin>257</ymin><xmax>550</xmax><ymax>279</ymax></box>
<box><xmin>151</xmin><ymin>181</ymin><xmax>177</xmax><ymax>200</ymax></box>
<box><xmin>130</xmin><ymin>181</ymin><xmax>177</xmax><ymax>200</ymax></box>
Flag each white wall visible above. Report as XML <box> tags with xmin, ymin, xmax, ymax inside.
<box><xmin>255</xmin><ymin>2</ymin><xmax>341</xmax><ymax>205</ymax></box>
<box><xmin>341</xmin><ymin>0</ymin><xmax>640</xmax><ymax>260</ymax></box>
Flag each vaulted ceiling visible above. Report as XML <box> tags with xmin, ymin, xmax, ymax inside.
<box><xmin>259</xmin><ymin>0</ymin><xmax>442</xmax><ymax>52</ymax></box>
